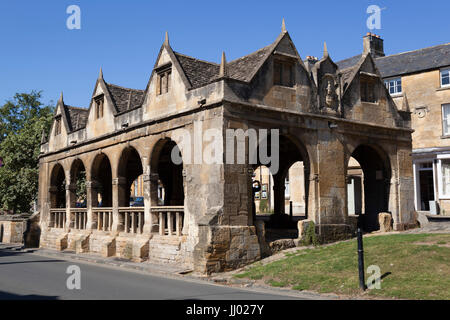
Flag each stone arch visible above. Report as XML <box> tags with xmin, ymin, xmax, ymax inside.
<box><xmin>150</xmin><ymin>138</ymin><xmax>184</xmax><ymax>206</ymax></box>
<box><xmin>90</xmin><ymin>153</ymin><xmax>113</xmax><ymax>207</ymax></box>
<box><xmin>252</xmin><ymin>133</ymin><xmax>311</xmax><ymax>234</ymax></box>
<box><xmin>68</xmin><ymin>158</ymin><xmax>87</xmax><ymax>208</ymax></box>
<box><xmin>346</xmin><ymin>142</ymin><xmax>392</xmax><ymax>175</ymax></box>
<box><xmin>346</xmin><ymin>144</ymin><xmax>392</xmax><ymax>231</ymax></box>
<box><xmin>117</xmin><ymin>146</ymin><xmax>144</xmax><ymax>207</ymax></box>
<box><xmin>49</xmin><ymin>163</ymin><xmax>66</xmax><ymax>208</ymax></box>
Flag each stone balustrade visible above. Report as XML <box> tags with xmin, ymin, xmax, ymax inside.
<box><xmin>119</xmin><ymin>207</ymin><xmax>144</xmax><ymax>234</ymax></box>
<box><xmin>50</xmin><ymin>209</ymin><xmax>66</xmax><ymax>228</ymax></box>
<box><xmin>151</xmin><ymin>206</ymin><xmax>184</xmax><ymax>236</ymax></box>
<box><xmin>93</xmin><ymin>208</ymin><xmax>113</xmax><ymax>231</ymax></box>
<box><xmin>71</xmin><ymin>209</ymin><xmax>87</xmax><ymax>230</ymax></box>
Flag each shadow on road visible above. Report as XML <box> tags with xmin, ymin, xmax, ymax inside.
<box><xmin>0</xmin><ymin>248</ymin><xmax>65</xmax><ymax>265</ymax></box>
<box><xmin>0</xmin><ymin>290</ymin><xmax>58</xmax><ymax>300</ymax></box>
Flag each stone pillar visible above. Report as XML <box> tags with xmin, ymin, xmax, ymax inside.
<box><xmin>314</xmin><ymin>130</ymin><xmax>349</xmax><ymax>241</ymax></box>
<box><xmin>273</xmin><ymin>174</ymin><xmax>285</xmax><ymax>215</ymax></box>
<box><xmin>145</xmin><ymin>173</ymin><xmax>160</xmax><ymax>233</ymax></box>
<box><xmin>142</xmin><ymin>174</ymin><xmax>152</xmax><ymax>234</ymax></box>
<box><xmin>112</xmin><ymin>177</ymin><xmax>126</xmax><ymax>232</ymax></box>
<box><xmin>86</xmin><ymin>180</ymin><xmax>99</xmax><ymax>230</ymax></box>
<box><xmin>65</xmin><ymin>183</ymin><xmax>75</xmax><ymax>230</ymax></box>
<box><xmin>392</xmin><ymin>149</ymin><xmax>415</xmax><ymax>230</ymax></box>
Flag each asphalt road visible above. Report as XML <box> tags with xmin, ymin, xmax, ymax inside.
<box><xmin>0</xmin><ymin>248</ymin><xmax>306</xmax><ymax>300</ymax></box>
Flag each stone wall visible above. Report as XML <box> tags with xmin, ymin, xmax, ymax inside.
<box><xmin>0</xmin><ymin>214</ymin><xmax>33</xmax><ymax>244</ymax></box>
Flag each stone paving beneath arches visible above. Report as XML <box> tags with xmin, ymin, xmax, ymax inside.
<box><xmin>403</xmin><ymin>221</ymin><xmax>450</xmax><ymax>234</ymax></box>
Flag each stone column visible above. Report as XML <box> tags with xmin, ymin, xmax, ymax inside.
<box><xmin>66</xmin><ymin>183</ymin><xmax>76</xmax><ymax>231</ymax></box>
<box><xmin>315</xmin><ymin>130</ymin><xmax>348</xmax><ymax>241</ymax></box>
<box><xmin>144</xmin><ymin>173</ymin><xmax>160</xmax><ymax>233</ymax></box>
<box><xmin>392</xmin><ymin>149</ymin><xmax>415</xmax><ymax>230</ymax></box>
<box><xmin>142</xmin><ymin>174</ymin><xmax>151</xmax><ymax>234</ymax></box>
<box><xmin>273</xmin><ymin>174</ymin><xmax>285</xmax><ymax>215</ymax></box>
<box><xmin>85</xmin><ymin>180</ymin><xmax>96</xmax><ymax>230</ymax></box>
<box><xmin>113</xmin><ymin>177</ymin><xmax>128</xmax><ymax>232</ymax></box>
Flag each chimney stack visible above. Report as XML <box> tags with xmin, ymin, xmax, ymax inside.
<box><xmin>363</xmin><ymin>32</ymin><xmax>385</xmax><ymax>58</ymax></box>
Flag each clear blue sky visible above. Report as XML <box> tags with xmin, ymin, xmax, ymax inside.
<box><xmin>0</xmin><ymin>0</ymin><xmax>449</xmax><ymax>108</ymax></box>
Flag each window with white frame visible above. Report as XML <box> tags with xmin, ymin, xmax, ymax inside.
<box><xmin>441</xmin><ymin>68</ymin><xmax>450</xmax><ymax>87</ymax></box>
<box><xmin>441</xmin><ymin>159</ymin><xmax>450</xmax><ymax>197</ymax></box>
<box><xmin>384</xmin><ymin>77</ymin><xmax>402</xmax><ymax>95</ymax></box>
<box><xmin>442</xmin><ymin>104</ymin><xmax>450</xmax><ymax>136</ymax></box>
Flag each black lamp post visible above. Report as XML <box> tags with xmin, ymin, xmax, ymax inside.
<box><xmin>357</xmin><ymin>215</ymin><xmax>366</xmax><ymax>291</ymax></box>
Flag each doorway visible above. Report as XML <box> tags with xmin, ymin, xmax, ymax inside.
<box><xmin>418</xmin><ymin>162</ymin><xmax>434</xmax><ymax>211</ymax></box>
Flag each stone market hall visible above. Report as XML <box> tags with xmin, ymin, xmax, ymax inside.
<box><xmin>38</xmin><ymin>21</ymin><xmax>416</xmax><ymax>274</ymax></box>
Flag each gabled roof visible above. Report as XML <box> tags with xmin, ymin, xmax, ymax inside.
<box><xmin>339</xmin><ymin>54</ymin><xmax>368</xmax><ymax>92</ymax></box>
<box><xmin>336</xmin><ymin>43</ymin><xmax>450</xmax><ymax>78</ymax></box>
<box><xmin>227</xmin><ymin>44</ymin><xmax>274</xmax><ymax>82</ymax></box>
<box><xmin>167</xmin><ymin>30</ymin><xmax>305</xmax><ymax>88</ymax></box>
<box><xmin>105</xmin><ymin>83</ymin><xmax>145</xmax><ymax>114</ymax></box>
<box><xmin>173</xmin><ymin>52</ymin><xmax>220</xmax><ymax>88</ymax></box>
<box><xmin>65</xmin><ymin>105</ymin><xmax>88</xmax><ymax>132</ymax></box>
<box><xmin>172</xmin><ymin>43</ymin><xmax>275</xmax><ymax>86</ymax></box>
<box><xmin>50</xmin><ymin>95</ymin><xmax>88</xmax><ymax>137</ymax></box>
<box><xmin>336</xmin><ymin>54</ymin><xmax>361</xmax><ymax>70</ymax></box>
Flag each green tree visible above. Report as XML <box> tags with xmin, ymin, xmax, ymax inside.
<box><xmin>0</xmin><ymin>91</ymin><xmax>54</xmax><ymax>213</ymax></box>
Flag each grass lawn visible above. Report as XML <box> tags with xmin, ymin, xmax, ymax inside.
<box><xmin>235</xmin><ymin>233</ymin><xmax>450</xmax><ymax>299</ymax></box>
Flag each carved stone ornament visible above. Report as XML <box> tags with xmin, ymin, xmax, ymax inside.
<box><xmin>414</xmin><ymin>106</ymin><xmax>428</xmax><ymax>118</ymax></box>
<box><xmin>325</xmin><ymin>80</ymin><xmax>335</xmax><ymax>107</ymax></box>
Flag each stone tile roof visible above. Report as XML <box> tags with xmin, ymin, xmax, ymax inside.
<box><xmin>376</xmin><ymin>43</ymin><xmax>450</xmax><ymax>77</ymax></box>
<box><xmin>64</xmin><ymin>105</ymin><xmax>88</xmax><ymax>132</ymax></box>
<box><xmin>173</xmin><ymin>42</ymin><xmax>274</xmax><ymax>87</ymax></box>
<box><xmin>174</xmin><ymin>52</ymin><xmax>220</xmax><ymax>88</ymax></box>
<box><xmin>336</xmin><ymin>54</ymin><xmax>362</xmax><ymax>70</ymax></box>
<box><xmin>340</xmin><ymin>67</ymin><xmax>357</xmax><ymax>89</ymax></box>
<box><xmin>106</xmin><ymin>83</ymin><xmax>145</xmax><ymax>113</ymax></box>
<box><xmin>227</xmin><ymin>44</ymin><xmax>274</xmax><ymax>82</ymax></box>
<box><xmin>336</xmin><ymin>43</ymin><xmax>450</xmax><ymax>78</ymax></box>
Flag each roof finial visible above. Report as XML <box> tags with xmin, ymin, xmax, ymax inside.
<box><xmin>323</xmin><ymin>41</ymin><xmax>329</xmax><ymax>58</ymax></box>
<box><xmin>402</xmin><ymin>93</ymin><xmax>410</xmax><ymax>112</ymax></box>
<box><xmin>98</xmin><ymin>67</ymin><xmax>103</xmax><ymax>80</ymax></box>
<box><xmin>164</xmin><ymin>31</ymin><xmax>169</xmax><ymax>46</ymax></box>
<box><xmin>282</xmin><ymin>18</ymin><xmax>286</xmax><ymax>33</ymax></box>
<box><xmin>59</xmin><ymin>91</ymin><xmax>64</xmax><ymax>103</ymax></box>
<box><xmin>219</xmin><ymin>51</ymin><xmax>227</xmax><ymax>77</ymax></box>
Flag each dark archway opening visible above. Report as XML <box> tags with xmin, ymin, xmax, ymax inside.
<box><xmin>350</xmin><ymin>145</ymin><xmax>391</xmax><ymax>232</ymax></box>
<box><xmin>91</xmin><ymin>154</ymin><xmax>113</xmax><ymax>207</ymax></box>
<box><xmin>252</xmin><ymin>135</ymin><xmax>310</xmax><ymax>240</ymax></box>
<box><xmin>70</xmin><ymin>159</ymin><xmax>86</xmax><ymax>208</ymax></box>
<box><xmin>118</xmin><ymin>147</ymin><xmax>143</xmax><ymax>207</ymax></box>
<box><xmin>151</xmin><ymin>139</ymin><xmax>184</xmax><ymax>206</ymax></box>
<box><xmin>50</xmin><ymin>164</ymin><xmax>66</xmax><ymax>208</ymax></box>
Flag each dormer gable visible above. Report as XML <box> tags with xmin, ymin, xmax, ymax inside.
<box><xmin>340</xmin><ymin>53</ymin><xmax>405</xmax><ymax>126</ymax></box>
<box><xmin>48</xmin><ymin>93</ymin><xmax>86</xmax><ymax>151</ymax></box>
<box><xmin>84</xmin><ymin>69</ymin><xmax>120</xmax><ymax>138</ymax></box>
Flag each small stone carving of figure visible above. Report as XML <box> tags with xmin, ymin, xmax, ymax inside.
<box><xmin>325</xmin><ymin>80</ymin><xmax>334</xmax><ymax>108</ymax></box>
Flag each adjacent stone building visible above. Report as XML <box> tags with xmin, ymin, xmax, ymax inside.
<box><xmin>37</xmin><ymin>23</ymin><xmax>416</xmax><ymax>273</ymax></box>
<box><xmin>337</xmin><ymin>33</ymin><xmax>450</xmax><ymax>216</ymax></box>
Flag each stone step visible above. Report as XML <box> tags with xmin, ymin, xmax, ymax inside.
<box><xmin>427</xmin><ymin>215</ymin><xmax>450</xmax><ymax>222</ymax></box>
